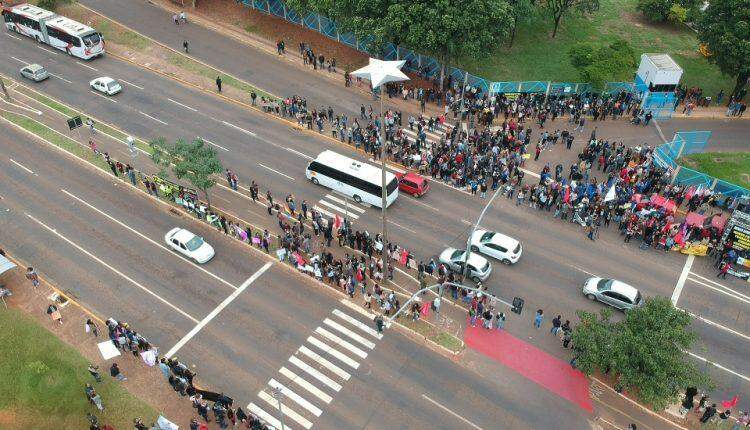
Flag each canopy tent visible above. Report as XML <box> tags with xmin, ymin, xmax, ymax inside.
<box><xmin>711</xmin><ymin>214</ymin><xmax>728</xmax><ymax>231</ymax></box>
<box><xmin>0</xmin><ymin>255</ymin><xmax>17</xmax><ymax>277</ymax></box>
<box><xmin>685</xmin><ymin>212</ymin><xmax>706</xmax><ymax>228</ymax></box>
<box><xmin>650</xmin><ymin>193</ymin><xmax>677</xmax><ymax>213</ymax></box>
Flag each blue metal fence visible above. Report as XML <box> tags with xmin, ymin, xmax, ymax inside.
<box><xmin>643</xmin><ymin>91</ymin><xmax>677</xmax><ymax>120</ymax></box>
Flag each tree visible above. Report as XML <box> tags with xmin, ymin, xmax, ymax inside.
<box><xmin>538</xmin><ymin>0</ymin><xmax>599</xmax><ymax>38</ymax></box>
<box><xmin>568</xmin><ymin>39</ymin><xmax>637</xmax><ymax>90</ymax></box>
<box><xmin>636</xmin><ymin>0</ymin><xmax>699</xmax><ymax>23</ymax></box>
<box><xmin>697</xmin><ymin>0</ymin><xmax>750</xmax><ymax>97</ymax></box>
<box><xmin>572</xmin><ymin>297</ymin><xmax>712</xmax><ymax>410</ymax></box>
<box><xmin>149</xmin><ymin>137</ymin><xmax>224</xmax><ymax>208</ymax></box>
<box><xmin>508</xmin><ymin>0</ymin><xmax>535</xmax><ymax>47</ymax></box>
<box><xmin>286</xmin><ymin>0</ymin><xmax>514</xmax><ymax>89</ymax></box>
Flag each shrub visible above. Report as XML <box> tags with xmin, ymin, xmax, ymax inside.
<box><xmin>569</xmin><ymin>39</ymin><xmax>637</xmax><ymax>90</ymax></box>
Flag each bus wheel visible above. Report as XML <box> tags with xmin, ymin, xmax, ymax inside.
<box><xmin>311</xmin><ymin>178</ymin><xmax>319</xmax><ymax>185</ymax></box>
<box><xmin>353</xmin><ymin>195</ymin><xmax>362</xmax><ymax>203</ymax></box>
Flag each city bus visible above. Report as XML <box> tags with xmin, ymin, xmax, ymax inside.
<box><xmin>2</xmin><ymin>3</ymin><xmax>104</xmax><ymax>59</ymax></box>
<box><xmin>306</xmin><ymin>150</ymin><xmax>399</xmax><ymax>208</ymax></box>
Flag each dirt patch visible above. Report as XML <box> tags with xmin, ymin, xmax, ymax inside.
<box><xmin>618</xmin><ymin>10</ymin><xmax>688</xmax><ymax>34</ymax></box>
<box><xmin>0</xmin><ymin>410</ymin><xmax>21</xmax><ymax>428</ymax></box>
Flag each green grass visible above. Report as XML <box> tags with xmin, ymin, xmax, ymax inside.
<box><xmin>681</xmin><ymin>152</ymin><xmax>750</xmax><ymax>188</ymax></box>
<box><xmin>96</xmin><ymin>19</ymin><xmax>151</xmax><ymax>51</ymax></box>
<box><xmin>457</xmin><ymin>0</ymin><xmax>733</xmax><ymax>95</ymax></box>
<box><xmin>0</xmin><ymin>308</ymin><xmax>157</xmax><ymax>429</ymax></box>
<box><xmin>167</xmin><ymin>53</ymin><xmax>276</xmax><ymax>99</ymax></box>
<box><xmin>399</xmin><ymin>318</ymin><xmax>464</xmax><ymax>353</ymax></box>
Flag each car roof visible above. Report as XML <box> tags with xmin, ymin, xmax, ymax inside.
<box><xmin>609</xmin><ymin>280</ymin><xmax>640</xmax><ymax>300</ymax></box>
<box><xmin>466</xmin><ymin>252</ymin><xmax>488</xmax><ymax>267</ymax></box>
<box><xmin>25</xmin><ymin>64</ymin><xmax>45</xmax><ymax>72</ymax></box>
<box><xmin>172</xmin><ymin>228</ymin><xmax>196</xmax><ymax>243</ymax></box>
<box><xmin>97</xmin><ymin>77</ymin><xmax>116</xmax><ymax>83</ymax></box>
<box><xmin>401</xmin><ymin>172</ymin><xmax>425</xmax><ymax>184</ymax></box>
<box><xmin>474</xmin><ymin>229</ymin><xmax>518</xmax><ymax>246</ymax></box>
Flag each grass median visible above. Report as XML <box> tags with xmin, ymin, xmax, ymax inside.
<box><xmin>0</xmin><ymin>308</ymin><xmax>158</xmax><ymax>429</ymax></box>
<box><xmin>398</xmin><ymin>318</ymin><xmax>464</xmax><ymax>353</ymax></box>
<box><xmin>681</xmin><ymin>152</ymin><xmax>750</xmax><ymax>188</ymax></box>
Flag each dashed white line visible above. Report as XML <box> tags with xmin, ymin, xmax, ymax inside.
<box><xmin>222</xmin><ymin>120</ymin><xmax>256</xmax><ymax>136</ymax></box>
<box><xmin>687</xmin><ymin>276</ymin><xmax>750</xmax><ymax>305</ymax></box>
<box><xmin>285</xmin><ymin>147</ymin><xmax>313</xmax><ymax>160</ymax></box>
<box><xmin>38</xmin><ymin>45</ymin><xmax>58</xmax><ymax>55</ymax></box>
<box><xmin>165</xmin><ymin>262</ymin><xmax>272</xmax><ymax>358</ymax></box>
<box><xmin>168</xmin><ymin>98</ymin><xmax>198</xmax><ymax>112</ymax></box>
<box><xmin>10</xmin><ymin>56</ymin><xmax>29</xmax><ymax>64</ymax></box>
<box><xmin>389</xmin><ymin>220</ymin><xmax>417</xmax><ymax>234</ymax></box>
<box><xmin>90</xmin><ymin>91</ymin><xmax>118</xmax><ymax>103</ymax></box>
<box><xmin>9</xmin><ymin>158</ymin><xmax>36</xmax><ymax>175</ymax></box>
<box><xmin>197</xmin><ymin>136</ymin><xmax>229</xmax><ymax>152</ymax></box>
<box><xmin>686</xmin><ymin>351</ymin><xmax>750</xmax><ymax>383</ymax></box>
<box><xmin>49</xmin><ymin>73</ymin><xmax>72</xmax><ymax>84</ymax></box>
<box><xmin>75</xmin><ymin>61</ymin><xmax>98</xmax><ymax>71</ymax></box>
<box><xmin>25</xmin><ymin>212</ymin><xmax>199</xmax><ymax>323</ymax></box>
<box><xmin>258</xmin><ymin>163</ymin><xmax>294</xmax><ymax>180</ymax></box>
<box><xmin>678</xmin><ymin>307</ymin><xmax>750</xmax><ymax>341</ymax></box>
<box><xmin>408</xmin><ymin>197</ymin><xmax>440</xmax><ymax>212</ymax></box>
<box><xmin>671</xmin><ymin>254</ymin><xmax>694</xmax><ymax>305</ymax></box>
<box><xmin>6</xmin><ymin>33</ymin><xmax>22</xmax><ymax>40</ymax></box>
<box><xmin>569</xmin><ymin>264</ymin><xmax>599</xmax><ymax>278</ymax></box>
<box><xmin>422</xmin><ymin>394</ymin><xmax>484</xmax><ymax>430</ymax></box>
<box><xmin>119</xmin><ymin>79</ymin><xmax>144</xmax><ymax>90</ymax></box>
<box><xmin>138</xmin><ymin>111</ymin><xmax>168</xmax><ymax>125</ymax></box>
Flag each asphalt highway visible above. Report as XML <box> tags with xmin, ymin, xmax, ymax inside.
<box><xmin>2</xmin><ymin>8</ymin><xmax>749</xmax><ymax>419</ymax></box>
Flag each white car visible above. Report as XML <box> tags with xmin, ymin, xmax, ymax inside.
<box><xmin>582</xmin><ymin>277</ymin><xmax>644</xmax><ymax>311</ymax></box>
<box><xmin>165</xmin><ymin>228</ymin><xmax>215</xmax><ymax>264</ymax></box>
<box><xmin>470</xmin><ymin>229</ymin><xmax>522</xmax><ymax>264</ymax></box>
<box><xmin>438</xmin><ymin>247</ymin><xmax>492</xmax><ymax>282</ymax></box>
<box><xmin>90</xmin><ymin>77</ymin><xmax>122</xmax><ymax>96</ymax></box>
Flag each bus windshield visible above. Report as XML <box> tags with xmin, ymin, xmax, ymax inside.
<box><xmin>81</xmin><ymin>32</ymin><xmax>101</xmax><ymax>47</ymax></box>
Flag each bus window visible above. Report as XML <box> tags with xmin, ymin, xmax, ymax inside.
<box><xmin>81</xmin><ymin>32</ymin><xmax>101</xmax><ymax>47</ymax></box>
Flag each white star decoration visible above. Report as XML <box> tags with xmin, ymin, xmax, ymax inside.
<box><xmin>351</xmin><ymin>58</ymin><xmax>410</xmax><ymax>89</ymax></box>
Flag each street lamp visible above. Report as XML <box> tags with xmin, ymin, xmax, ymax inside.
<box><xmin>270</xmin><ymin>387</ymin><xmax>286</xmax><ymax>430</ymax></box>
<box><xmin>461</xmin><ymin>184</ymin><xmax>505</xmax><ymax>281</ymax></box>
<box><xmin>351</xmin><ymin>58</ymin><xmax>409</xmax><ymax>285</ymax></box>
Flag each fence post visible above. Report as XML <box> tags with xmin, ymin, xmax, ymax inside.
<box><xmin>517</xmin><ymin>82</ymin><xmax>522</xmax><ymax>93</ymax></box>
<box><xmin>676</xmin><ymin>138</ymin><xmax>687</xmax><ymax>159</ymax></box>
<box><xmin>396</xmin><ymin>46</ymin><xmax>399</xmax><ymax>61</ymax></box>
<box><xmin>670</xmin><ymin>166</ymin><xmax>681</xmax><ymax>184</ymax></box>
<box><xmin>282</xmin><ymin>2</ymin><xmax>286</xmax><ymax>19</ymax></box>
<box><xmin>266</xmin><ymin>0</ymin><xmax>270</xmax><ymax>13</ymax></box>
<box><xmin>710</xmin><ymin>178</ymin><xmax>718</xmax><ymax>190</ymax></box>
<box><xmin>544</xmin><ymin>81</ymin><xmax>551</xmax><ymax>103</ymax></box>
<box><xmin>317</xmin><ymin>14</ymin><xmax>321</xmax><ymax>32</ymax></box>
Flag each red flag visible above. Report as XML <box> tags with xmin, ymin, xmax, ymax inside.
<box><xmin>563</xmin><ymin>186</ymin><xmax>571</xmax><ymax>204</ymax></box>
<box><xmin>722</xmin><ymin>396</ymin><xmax>739</xmax><ymax>409</ymax></box>
<box><xmin>334</xmin><ymin>214</ymin><xmax>342</xmax><ymax>230</ymax></box>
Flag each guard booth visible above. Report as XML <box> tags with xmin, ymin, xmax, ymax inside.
<box><xmin>635</xmin><ymin>53</ymin><xmax>683</xmax><ymax>120</ymax></box>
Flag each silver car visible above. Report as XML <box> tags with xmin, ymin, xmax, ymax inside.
<box><xmin>20</xmin><ymin>64</ymin><xmax>49</xmax><ymax>82</ymax></box>
<box><xmin>582</xmin><ymin>277</ymin><xmax>644</xmax><ymax>311</ymax></box>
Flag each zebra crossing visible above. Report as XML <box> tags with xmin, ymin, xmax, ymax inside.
<box><xmin>400</xmin><ymin>122</ymin><xmax>452</xmax><ymax>148</ymax></box>
<box><xmin>248</xmin><ymin>300</ymin><xmax>383</xmax><ymax>429</ymax></box>
<box><xmin>313</xmin><ymin>193</ymin><xmax>367</xmax><ymax>220</ymax></box>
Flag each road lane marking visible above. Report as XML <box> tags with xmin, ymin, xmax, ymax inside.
<box><xmin>323</xmin><ymin>194</ymin><xmax>366</xmax><ymax>213</ymax></box>
<box><xmin>317</xmin><ymin>199</ymin><xmax>358</xmax><ymax>218</ymax></box>
<box><xmin>49</xmin><ymin>73</ymin><xmax>72</xmax><ymax>83</ymax></box>
<box><xmin>690</xmin><ymin>272</ymin><xmax>750</xmax><ymax>300</ymax></box>
<box><xmin>569</xmin><ymin>264</ymin><xmax>599</xmax><ymax>278</ymax></box>
<box><xmin>687</xmin><ymin>277</ymin><xmax>750</xmax><ymax>305</ymax></box>
<box><xmin>138</xmin><ymin>111</ymin><xmax>168</xmax><ymax>125</ymax></box>
<box><xmin>246</xmin><ymin>403</ymin><xmax>283</xmax><ymax>430</ymax></box>
<box><xmin>60</xmin><ymin>189</ymin><xmax>239</xmax><ymax>291</ymax></box>
<box><xmin>323</xmin><ymin>318</ymin><xmax>376</xmax><ymax>349</ymax></box>
<box><xmin>9</xmin><ymin>158</ymin><xmax>36</xmax><ymax>175</ymax></box>
<box><xmin>268</xmin><ymin>378</ymin><xmax>323</xmax><ymax>416</ymax></box>
<box><xmin>90</xmin><ymin>91</ymin><xmax>118</xmax><ymax>103</ymax></box>
<box><xmin>6</xmin><ymin>33</ymin><xmax>22</xmax><ymax>40</ymax></box>
<box><xmin>258</xmin><ymin>163</ymin><xmax>294</xmax><ymax>180</ymax></box>
<box><xmin>285</xmin><ymin>147</ymin><xmax>313</xmax><ymax>159</ymax></box>
<box><xmin>10</xmin><ymin>56</ymin><xmax>30</xmax><ymax>64</ymax></box>
<box><xmin>460</xmin><ymin>219</ymin><xmax>473</xmax><ymax>225</ymax></box>
<box><xmin>25</xmin><ymin>212</ymin><xmax>199</xmax><ymax>323</ymax></box>
<box><xmin>297</xmin><ymin>345</ymin><xmax>351</xmax><ymax>380</ymax></box>
<box><xmin>332</xmin><ymin>308</ymin><xmax>383</xmax><ymax>339</ymax></box>
<box><xmin>288</xmin><ymin>355</ymin><xmax>342</xmax><ymax>391</ymax></box>
<box><xmin>408</xmin><ymin>197</ymin><xmax>440</xmax><ymax>212</ymax></box>
<box><xmin>257</xmin><ymin>390</ymin><xmax>313</xmax><ymax>429</ymax></box>
<box><xmin>196</xmin><ymin>136</ymin><xmax>229</xmax><ymax>151</ymax></box>
<box><xmin>165</xmin><ymin>262</ymin><xmax>272</xmax><ymax>357</ymax></box>
<box><xmin>389</xmin><ymin>220</ymin><xmax>417</xmax><ymax>234</ymax></box>
<box><xmin>168</xmin><ymin>98</ymin><xmax>198</xmax><ymax>112</ymax></box>
<box><xmin>75</xmin><ymin>61</ymin><xmax>98</xmax><ymax>71</ymax></box>
<box><xmin>37</xmin><ymin>45</ymin><xmax>58</xmax><ymax>55</ymax></box>
<box><xmin>278</xmin><ymin>366</ymin><xmax>333</xmax><ymax>403</ymax></box>
<box><xmin>421</xmin><ymin>394</ymin><xmax>483</xmax><ymax>430</ymax></box>
<box><xmin>312</xmin><ymin>205</ymin><xmax>335</xmax><ymax>218</ymax></box>
<box><xmin>671</xmin><ymin>254</ymin><xmax>694</xmax><ymax>305</ymax></box>
<box><xmin>678</xmin><ymin>307</ymin><xmax>750</xmax><ymax>341</ymax></box>
<box><xmin>119</xmin><ymin>79</ymin><xmax>144</xmax><ymax>90</ymax></box>
<box><xmin>314</xmin><ymin>327</ymin><xmax>367</xmax><ymax>359</ymax></box>
<box><xmin>686</xmin><ymin>351</ymin><xmax>750</xmax><ymax>382</ymax></box>
<box><xmin>222</xmin><ymin>120</ymin><xmax>256</xmax><ymax>136</ymax></box>
<box><xmin>339</xmin><ymin>298</ymin><xmax>377</xmax><ymax>320</ymax></box>
<box><xmin>307</xmin><ymin>336</ymin><xmax>360</xmax><ymax>369</ymax></box>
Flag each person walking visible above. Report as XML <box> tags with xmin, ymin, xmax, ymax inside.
<box><xmin>85</xmin><ymin>318</ymin><xmax>99</xmax><ymax>337</ymax></box>
<box><xmin>87</xmin><ymin>364</ymin><xmax>103</xmax><ymax>382</ymax></box>
<box><xmin>551</xmin><ymin>315</ymin><xmax>562</xmax><ymax>335</ymax></box>
<box><xmin>215</xmin><ymin>76</ymin><xmax>222</xmax><ymax>93</ymax></box>
<box><xmin>718</xmin><ymin>261</ymin><xmax>730</xmax><ymax>279</ymax></box>
<box><xmin>47</xmin><ymin>304</ymin><xmax>63</xmax><ymax>324</ymax></box>
<box><xmin>183</xmin><ymin>40</ymin><xmax>189</xmax><ymax>53</ymax></box>
<box><xmin>25</xmin><ymin>267</ymin><xmax>40</xmax><ymax>288</ymax></box>
<box><xmin>495</xmin><ymin>312</ymin><xmax>505</xmax><ymax>330</ymax></box>
<box><xmin>109</xmin><ymin>363</ymin><xmax>127</xmax><ymax>381</ymax></box>
<box><xmin>700</xmin><ymin>403</ymin><xmax>717</xmax><ymax>423</ymax></box>
<box><xmin>374</xmin><ymin>314</ymin><xmax>384</xmax><ymax>334</ymax></box>
<box><xmin>534</xmin><ymin>309</ymin><xmax>544</xmax><ymax>329</ymax></box>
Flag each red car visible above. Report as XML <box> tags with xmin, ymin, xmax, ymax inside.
<box><xmin>396</xmin><ymin>172</ymin><xmax>430</xmax><ymax>197</ymax></box>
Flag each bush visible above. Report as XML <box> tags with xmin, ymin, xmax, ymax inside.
<box><xmin>569</xmin><ymin>39</ymin><xmax>637</xmax><ymax>90</ymax></box>
<box><xmin>668</xmin><ymin>3</ymin><xmax>688</xmax><ymax>23</ymax></box>
<box><xmin>568</xmin><ymin>43</ymin><xmax>596</xmax><ymax>68</ymax></box>
<box><xmin>637</xmin><ymin>0</ymin><xmax>699</xmax><ymax>22</ymax></box>
<box><xmin>37</xmin><ymin>0</ymin><xmax>59</xmax><ymax>10</ymax></box>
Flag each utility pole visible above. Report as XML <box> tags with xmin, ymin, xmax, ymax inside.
<box><xmin>380</xmin><ymin>83</ymin><xmax>389</xmax><ymax>284</ymax></box>
<box><xmin>271</xmin><ymin>387</ymin><xmax>286</xmax><ymax>430</ymax></box>
<box><xmin>461</xmin><ymin>181</ymin><xmax>505</xmax><ymax>281</ymax></box>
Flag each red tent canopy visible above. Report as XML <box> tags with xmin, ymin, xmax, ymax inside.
<box><xmin>711</xmin><ymin>214</ymin><xmax>728</xmax><ymax>231</ymax></box>
<box><xmin>650</xmin><ymin>193</ymin><xmax>677</xmax><ymax>213</ymax></box>
<box><xmin>685</xmin><ymin>212</ymin><xmax>706</xmax><ymax>227</ymax></box>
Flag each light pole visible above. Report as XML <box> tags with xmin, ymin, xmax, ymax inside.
<box><xmin>270</xmin><ymin>387</ymin><xmax>286</xmax><ymax>430</ymax></box>
<box><xmin>461</xmin><ymin>183</ymin><xmax>505</xmax><ymax>281</ymax></box>
<box><xmin>352</xmin><ymin>59</ymin><xmax>409</xmax><ymax>285</ymax></box>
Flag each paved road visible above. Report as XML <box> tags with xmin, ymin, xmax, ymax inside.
<box><xmin>2</xmin><ymin>20</ymin><xmax>748</xmax><ymax>416</ymax></box>
<box><xmin>0</xmin><ymin>124</ymin><xmax>600</xmax><ymax>430</ymax></box>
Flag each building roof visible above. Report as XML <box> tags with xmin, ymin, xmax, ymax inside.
<box><xmin>644</xmin><ymin>53</ymin><xmax>683</xmax><ymax>72</ymax></box>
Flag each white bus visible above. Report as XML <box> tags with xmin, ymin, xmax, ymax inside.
<box><xmin>306</xmin><ymin>150</ymin><xmax>399</xmax><ymax>208</ymax></box>
<box><xmin>3</xmin><ymin>3</ymin><xmax>104</xmax><ymax>60</ymax></box>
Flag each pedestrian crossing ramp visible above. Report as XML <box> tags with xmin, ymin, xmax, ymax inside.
<box><xmin>248</xmin><ymin>300</ymin><xmax>382</xmax><ymax>429</ymax></box>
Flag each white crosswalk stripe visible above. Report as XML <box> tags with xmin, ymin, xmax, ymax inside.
<box><xmin>268</xmin><ymin>378</ymin><xmax>323</xmax><ymax>417</ymax></box>
<box><xmin>307</xmin><ymin>336</ymin><xmax>360</xmax><ymax>369</ymax></box>
<box><xmin>247</xmin><ymin>402</ymin><xmax>284</xmax><ymax>430</ymax></box>
<box><xmin>298</xmin><ymin>345</ymin><xmax>351</xmax><ymax>380</ymax></box>
<box><xmin>323</xmin><ymin>318</ymin><xmax>376</xmax><ymax>349</ymax></box>
<box><xmin>317</xmin><ymin>199</ymin><xmax>360</xmax><ymax>219</ymax></box>
<box><xmin>258</xmin><ymin>390</ymin><xmax>313</xmax><ymax>429</ymax></box>
<box><xmin>323</xmin><ymin>194</ymin><xmax>366</xmax><ymax>213</ymax></box>
<box><xmin>312</xmin><ymin>205</ymin><xmax>336</xmax><ymax>219</ymax></box>
<box><xmin>315</xmin><ymin>327</ymin><xmax>368</xmax><ymax>359</ymax></box>
<box><xmin>288</xmin><ymin>355</ymin><xmax>343</xmax><ymax>391</ymax></box>
<box><xmin>332</xmin><ymin>308</ymin><xmax>383</xmax><ymax>339</ymax></box>
<box><xmin>279</xmin><ymin>366</ymin><xmax>333</xmax><ymax>404</ymax></box>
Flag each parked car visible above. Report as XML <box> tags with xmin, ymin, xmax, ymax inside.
<box><xmin>19</xmin><ymin>64</ymin><xmax>49</xmax><ymax>82</ymax></box>
<box><xmin>395</xmin><ymin>172</ymin><xmax>430</xmax><ymax>197</ymax></box>
<box><xmin>469</xmin><ymin>229</ymin><xmax>522</xmax><ymax>264</ymax></box>
<box><xmin>438</xmin><ymin>247</ymin><xmax>492</xmax><ymax>282</ymax></box>
<box><xmin>90</xmin><ymin>77</ymin><xmax>122</xmax><ymax>96</ymax></box>
<box><xmin>582</xmin><ymin>277</ymin><xmax>644</xmax><ymax>311</ymax></box>
<box><xmin>164</xmin><ymin>228</ymin><xmax>215</xmax><ymax>264</ymax></box>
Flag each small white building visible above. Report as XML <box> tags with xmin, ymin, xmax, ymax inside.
<box><xmin>636</xmin><ymin>53</ymin><xmax>683</xmax><ymax>93</ymax></box>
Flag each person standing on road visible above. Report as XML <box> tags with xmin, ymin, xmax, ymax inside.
<box><xmin>183</xmin><ymin>40</ymin><xmax>189</xmax><ymax>53</ymax></box>
<box><xmin>216</xmin><ymin>76</ymin><xmax>222</xmax><ymax>93</ymax></box>
<box><xmin>25</xmin><ymin>267</ymin><xmax>40</xmax><ymax>288</ymax></box>
<box><xmin>374</xmin><ymin>314</ymin><xmax>384</xmax><ymax>334</ymax></box>
<box><xmin>551</xmin><ymin>315</ymin><xmax>562</xmax><ymax>335</ymax></box>
<box><xmin>109</xmin><ymin>363</ymin><xmax>127</xmax><ymax>381</ymax></box>
<box><xmin>534</xmin><ymin>309</ymin><xmax>544</xmax><ymax>329</ymax></box>
<box><xmin>718</xmin><ymin>261</ymin><xmax>730</xmax><ymax>279</ymax></box>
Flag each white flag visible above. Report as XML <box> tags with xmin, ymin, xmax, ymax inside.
<box><xmin>604</xmin><ymin>185</ymin><xmax>616</xmax><ymax>202</ymax></box>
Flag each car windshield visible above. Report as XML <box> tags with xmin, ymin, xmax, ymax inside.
<box><xmin>81</xmin><ymin>32</ymin><xmax>101</xmax><ymax>47</ymax></box>
<box><xmin>185</xmin><ymin>236</ymin><xmax>204</xmax><ymax>251</ymax></box>
<box><xmin>450</xmin><ymin>249</ymin><xmax>464</xmax><ymax>260</ymax></box>
<box><xmin>513</xmin><ymin>243</ymin><xmax>521</xmax><ymax>254</ymax></box>
<box><xmin>596</xmin><ymin>279</ymin><xmax>614</xmax><ymax>292</ymax></box>
<box><xmin>635</xmin><ymin>291</ymin><xmax>642</xmax><ymax>304</ymax></box>
<box><xmin>480</xmin><ymin>232</ymin><xmax>494</xmax><ymax>242</ymax></box>
<box><xmin>106</xmin><ymin>81</ymin><xmax>119</xmax><ymax>90</ymax></box>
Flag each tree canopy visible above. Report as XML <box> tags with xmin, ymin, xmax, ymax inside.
<box><xmin>568</xmin><ymin>39</ymin><xmax>637</xmax><ymax>90</ymax></box>
<box><xmin>571</xmin><ymin>297</ymin><xmax>711</xmax><ymax>410</ymax></box>
<box><xmin>697</xmin><ymin>0</ymin><xmax>750</xmax><ymax>96</ymax></box>
<box><xmin>636</xmin><ymin>0</ymin><xmax>700</xmax><ymax>23</ymax></box>
<box><xmin>149</xmin><ymin>137</ymin><xmax>224</xmax><ymax>208</ymax></box>
<box><xmin>537</xmin><ymin>0</ymin><xmax>599</xmax><ymax>38</ymax></box>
